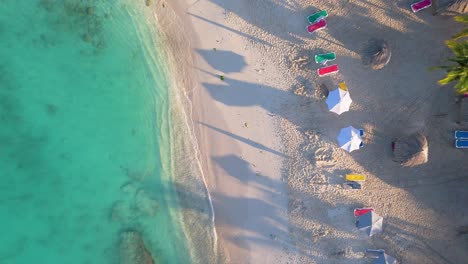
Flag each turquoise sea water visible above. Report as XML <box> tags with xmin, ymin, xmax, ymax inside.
<box><xmin>0</xmin><ymin>1</ymin><xmax>210</xmax><ymax>263</ymax></box>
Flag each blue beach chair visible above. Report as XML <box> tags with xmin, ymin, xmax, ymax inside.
<box><xmin>455</xmin><ymin>131</ymin><xmax>468</xmax><ymax>139</ymax></box>
<box><xmin>359</xmin><ymin>129</ymin><xmax>364</xmax><ymax>148</ymax></box>
<box><xmin>455</xmin><ymin>140</ymin><xmax>468</xmax><ymax>148</ymax></box>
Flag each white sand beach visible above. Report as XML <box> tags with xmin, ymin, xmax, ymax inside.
<box><xmin>159</xmin><ymin>0</ymin><xmax>468</xmax><ymax>263</ymax></box>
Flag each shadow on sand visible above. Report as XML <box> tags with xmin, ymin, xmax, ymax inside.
<box><xmin>191</xmin><ymin>0</ymin><xmax>468</xmax><ymax>262</ymax></box>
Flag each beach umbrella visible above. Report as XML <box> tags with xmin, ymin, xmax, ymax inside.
<box><xmin>366</xmin><ymin>250</ymin><xmax>397</xmax><ymax>264</ymax></box>
<box><xmin>392</xmin><ymin>133</ymin><xmax>428</xmax><ymax>167</ymax></box>
<box><xmin>362</xmin><ymin>38</ymin><xmax>391</xmax><ymax>70</ymax></box>
<box><xmin>356</xmin><ymin>211</ymin><xmax>383</xmax><ymax>236</ymax></box>
<box><xmin>326</xmin><ymin>87</ymin><xmax>352</xmax><ymax>115</ymax></box>
<box><xmin>337</xmin><ymin>126</ymin><xmax>362</xmax><ymax>152</ymax></box>
<box><xmin>374</xmin><ymin>252</ymin><xmax>397</xmax><ymax>264</ymax></box>
<box><xmin>438</xmin><ymin>0</ymin><xmax>467</xmax><ymax>15</ymax></box>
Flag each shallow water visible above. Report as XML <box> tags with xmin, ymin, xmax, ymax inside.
<box><xmin>0</xmin><ymin>1</ymin><xmax>194</xmax><ymax>263</ymax></box>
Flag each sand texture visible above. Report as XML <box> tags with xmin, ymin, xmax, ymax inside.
<box><xmin>164</xmin><ymin>0</ymin><xmax>468</xmax><ymax>263</ymax></box>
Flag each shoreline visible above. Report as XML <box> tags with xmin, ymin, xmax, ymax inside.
<box><xmin>166</xmin><ymin>0</ymin><xmax>296</xmax><ymax>262</ymax></box>
<box><xmin>151</xmin><ymin>1</ymin><xmax>220</xmax><ymax>263</ymax></box>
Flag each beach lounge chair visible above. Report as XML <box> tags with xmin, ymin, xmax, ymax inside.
<box><xmin>308</xmin><ymin>10</ymin><xmax>328</xmax><ymax>24</ymax></box>
<box><xmin>318</xmin><ymin>64</ymin><xmax>338</xmax><ymax>76</ymax></box>
<box><xmin>411</xmin><ymin>0</ymin><xmax>432</xmax><ymax>12</ymax></box>
<box><xmin>343</xmin><ymin>181</ymin><xmax>362</xmax><ymax>190</ymax></box>
<box><xmin>455</xmin><ymin>131</ymin><xmax>468</xmax><ymax>139</ymax></box>
<box><xmin>354</xmin><ymin>208</ymin><xmax>374</xmax><ymax>217</ymax></box>
<box><xmin>359</xmin><ymin>129</ymin><xmax>364</xmax><ymax>148</ymax></box>
<box><xmin>315</xmin><ymin>52</ymin><xmax>336</xmax><ymax>65</ymax></box>
<box><xmin>346</xmin><ymin>174</ymin><xmax>366</xmax><ymax>182</ymax></box>
<box><xmin>307</xmin><ymin>19</ymin><xmax>327</xmax><ymax>33</ymax></box>
<box><xmin>456</xmin><ymin>140</ymin><xmax>468</xmax><ymax>148</ymax></box>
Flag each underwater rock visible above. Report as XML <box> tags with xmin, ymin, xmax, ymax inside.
<box><xmin>120</xmin><ymin>166</ymin><xmax>147</xmax><ymax>181</ymax></box>
<box><xmin>120</xmin><ymin>182</ymin><xmax>137</xmax><ymax>193</ymax></box>
<box><xmin>110</xmin><ymin>201</ymin><xmax>134</xmax><ymax>223</ymax></box>
<box><xmin>82</xmin><ymin>33</ymin><xmax>92</xmax><ymax>43</ymax></box>
<box><xmin>135</xmin><ymin>190</ymin><xmax>159</xmax><ymax>217</ymax></box>
<box><xmin>85</xmin><ymin>6</ymin><xmax>95</xmax><ymax>15</ymax></box>
<box><xmin>120</xmin><ymin>230</ymin><xmax>155</xmax><ymax>264</ymax></box>
<box><xmin>45</xmin><ymin>103</ymin><xmax>57</xmax><ymax>115</ymax></box>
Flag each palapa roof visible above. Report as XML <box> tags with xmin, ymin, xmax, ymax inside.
<box><xmin>362</xmin><ymin>39</ymin><xmax>391</xmax><ymax>70</ymax></box>
<box><xmin>438</xmin><ymin>0</ymin><xmax>468</xmax><ymax>15</ymax></box>
<box><xmin>393</xmin><ymin>133</ymin><xmax>428</xmax><ymax>167</ymax></box>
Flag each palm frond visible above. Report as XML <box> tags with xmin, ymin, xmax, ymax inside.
<box><xmin>438</xmin><ymin>70</ymin><xmax>463</xmax><ymax>85</ymax></box>
<box><xmin>454</xmin><ymin>15</ymin><xmax>468</xmax><ymax>24</ymax></box>
<box><xmin>452</xmin><ymin>28</ymin><xmax>468</xmax><ymax>41</ymax></box>
<box><xmin>434</xmin><ymin>16</ymin><xmax>468</xmax><ymax>94</ymax></box>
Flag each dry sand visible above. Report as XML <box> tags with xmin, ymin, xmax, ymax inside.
<box><xmin>161</xmin><ymin>0</ymin><xmax>468</xmax><ymax>263</ymax></box>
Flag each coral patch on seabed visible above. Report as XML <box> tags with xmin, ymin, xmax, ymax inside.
<box><xmin>120</xmin><ymin>230</ymin><xmax>155</xmax><ymax>264</ymax></box>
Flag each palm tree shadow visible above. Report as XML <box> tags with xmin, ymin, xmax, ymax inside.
<box><xmin>196</xmin><ymin>49</ymin><xmax>247</xmax><ymax>73</ymax></box>
<box><xmin>205</xmin><ymin>0</ymin><xmax>310</xmax><ymax>44</ymax></box>
<box><xmin>200</xmin><ymin>122</ymin><xmax>289</xmax><ymax>158</ymax></box>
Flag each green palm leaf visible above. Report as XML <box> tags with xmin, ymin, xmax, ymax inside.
<box><xmin>434</xmin><ymin>16</ymin><xmax>468</xmax><ymax>94</ymax></box>
<box><xmin>454</xmin><ymin>16</ymin><xmax>468</xmax><ymax>23</ymax></box>
<box><xmin>452</xmin><ymin>28</ymin><xmax>468</xmax><ymax>41</ymax></box>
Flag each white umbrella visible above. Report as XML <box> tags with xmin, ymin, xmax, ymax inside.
<box><xmin>366</xmin><ymin>250</ymin><xmax>397</xmax><ymax>264</ymax></box>
<box><xmin>326</xmin><ymin>87</ymin><xmax>352</xmax><ymax>115</ymax></box>
<box><xmin>356</xmin><ymin>211</ymin><xmax>383</xmax><ymax>236</ymax></box>
<box><xmin>337</xmin><ymin>126</ymin><xmax>362</xmax><ymax>152</ymax></box>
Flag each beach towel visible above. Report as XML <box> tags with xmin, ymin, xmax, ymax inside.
<box><xmin>346</xmin><ymin>174</ymin><xmax>366</xmax><ymax>182</ymax></box>
<box><xmin>343</xmin><ymin>181</ymin><xmax>362</xmax><ymax>190</ymax></box>
<box><xmin>307</xmin><ymin>19</ymin><xmax>327</xmax><ymax>34</ymax></box>
<box><xmin>318</xmin><ymin>64</ymin><xmax>338</xmax><ymax>76</ymax></box>
<box><xmin>354</xmin><ymin>208</ymin><xmax>374</xmax><ymax>217</ymax></box>
<box><xmin>411</xmin><ymin>0</ymin><xmax>432</xmax><ymax>12</ymax></box>
<box><xmin>455</xmin><ymin>131</ymin><xmax>468</xmax><ymax>139</ymax></box>
<box><xmin>456</xmin><ymin>140</ymin><xmax>468</xmax><ymax>148</ymax></box>
<box><xmin>308</xmin><ymin>10</ymin><xmax>328</xmax><ymax>24</ymax></box>
<box><xmin>315</xmin><ymin>52</ymin><xmax>336</xmax><ymax>65</ymax></box>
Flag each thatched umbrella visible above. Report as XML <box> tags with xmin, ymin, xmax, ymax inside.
<box><xmin>362</xmin><ymin>39</ymin><xmax>392</xmax><ymax>70</ymax></box>
<box><xmin>435</xmin><ymin>0</ymin><xmax>468</xmax><ymax>16</ymax></box>
<box><xmin>392</xmin><ymin>133</ymin><xmax>428</xmax><ymax>166</ymax></box>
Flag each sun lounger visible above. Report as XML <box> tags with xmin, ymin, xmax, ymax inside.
<box><xmin>307</xmin><ymin>19</ymin><xmax>327</xmax><ymax>33</ymax></box>
<box><xmin>456</xmin><ymin>140</ymin><xmax>468</xmax><ymax>148</ymax></box>
<box><xmin>346</xmin><ymin>174</ymin><xmax>366</xmax><ymax>182</ymax></box>
<box><xmin>455</xmin><ymin>131</ymin><xmax>468</xmax><ymax>139</ymax></box>
<box><xmin>343</xmin><ymin>181</ymin><xmax>362</xmax><ymax>190</ymax></box>
<box><xmin>308</xmin><ymin>10</ymin><xmax>328</xmax><ymax>24</ymax></box>
<box><xmin>359</xmin><ymin>129</ymin><xmax>364</xmax><ymax>148</ymax></box>
<box><xmin>354</xmin><ymin>208</ymin><xmax>374</xmax><ymax>217</ymax></box>
<box><xmin>318</xmin><ymin>64</ymin><xmax>338</xmax><ymax>76</ymax></box>
<box><xmin>411</xmin><ymin>0</ymin><xmax>432</xmax><ymax>13</ymax></box>
<box><xmin>315</xmin><ymin>52</ymin><xmax>336</xmax><ymax>65</ymax></box>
